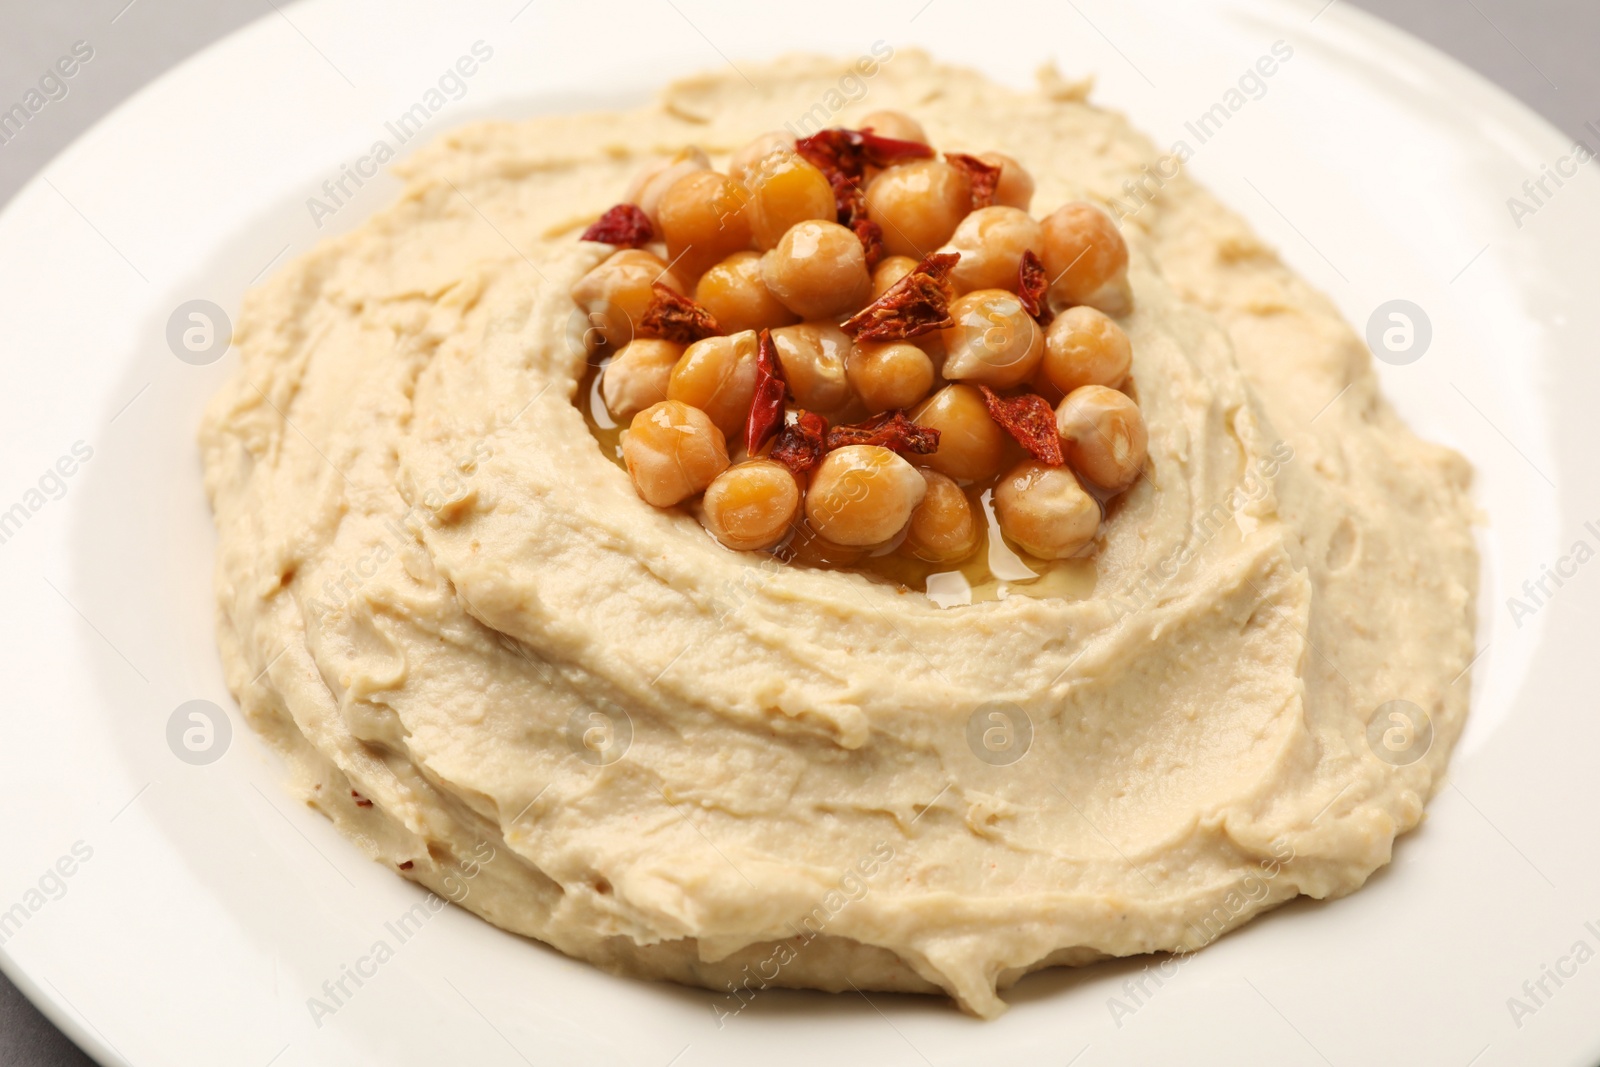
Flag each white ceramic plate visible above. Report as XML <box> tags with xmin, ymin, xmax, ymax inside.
<box><xmin>2</xmin><ymin>1</ymin><xmax>1597</xmax><ymax>1063</ymax></box>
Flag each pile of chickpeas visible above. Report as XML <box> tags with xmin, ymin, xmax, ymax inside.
<box><xmin>569</xmin><ymin>110</ymin><xmax>1148</xmax><ymax>572</ymax></box>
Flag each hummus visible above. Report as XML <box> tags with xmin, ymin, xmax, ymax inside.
<box><xmin>201</xmin><ymin>52</ymin><xmax>1478</xmax><ymax>1017</ymax></box>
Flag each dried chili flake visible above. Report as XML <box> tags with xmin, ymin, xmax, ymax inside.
<box><xmin>1017</xmin><ymin>248</ymin><xmax>1053</xmax><ymax>326</ymax></box>
<box><xmin>796</xmin><ymin>128</ymin><xmax>931</xmax><ymax>264</ymax></box>
<box><xmin>747</xmin><ymin>329</ymin><xmax>788</xmax><ymax>455</ymax></box>
<box><xmin>840</xmin><ymin>251</ymin><xmax>960</xmax><ymax>342</ymax></box>
<box><xmin>770</xmin><ymin>410</ymin><xmax>830</xmax><ymax>476</ymax></box>
<box><xmin>856</xmin><ymin>128</ymin><xmax>937</xmax><ymax>169</ymax></box>
<box><xmin>351</xmin><ymin>790</ymin><xmax>374</xmax><ymax>808</ymax></box>
<box><xmin>852</xmin><ymin>217</ymin><xmax>886</xmax><ymax>271</ymax></box>
<box><xmin>825</xmin><ymin>410</ymin><xmax>941</xmax><ymax>456</ymax></box>
<box><xmin>946</xmin><ymin>152</ymin><xmax>1002</xmax><ymax>211</ymax></box>
<box><xmin>579</xmin><ymin>203</ymin><xmax>653</xmax><ymax>247</ymax></box>
<box><xmin>638</xmin><ymin>283</ymin><xmax>719</xmax><ymax>343</ymax></box>
<box><xmin>978</xmin><ymin>385</ymin><xmax>1063</xmax><ymax>466</ymax></box>
<box><xmin>398</xmin><ymin>860</ymin><xmax>415</xmax><ymax>871</ymax></box>
<box><xmin>794</xmin><ymin>127</ymin><xmax>934</xmax><ymax>183</ymax></box>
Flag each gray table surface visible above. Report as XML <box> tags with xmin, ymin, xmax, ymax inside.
<box><xmin>1</xmin><ymin>0</ymin><xmax>1595</xmax><ymax>1063</ymax></box>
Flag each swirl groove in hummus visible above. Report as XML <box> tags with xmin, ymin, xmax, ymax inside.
<box><xmin>201</xmin><ymin>53</ymin><xmax>1478</xmax><ymax>1017</ymax></box>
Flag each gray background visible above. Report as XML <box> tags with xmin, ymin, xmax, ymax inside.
<box><xmin>0</xmin><ymin>0</ymin><xmax>1595</xmax><ymax>1063</ymax></box>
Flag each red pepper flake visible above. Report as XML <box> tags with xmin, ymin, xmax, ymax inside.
<box><xmin>351</xmin><ymin>790</ymin><xmax>374</xmax><ymax>808</ymax></box>
<box><xmin>946</xmin><ymin>152</ymin><xmax>1002</xmax><ymax>211</ymax></box>
<box><xmin>579</xmin><ymin>203</ymin><xmax>653</xmax><ymax>247</ymax></box>
<box><xmin>796</xmin><ymin>128</ymin><xmax>931</xmax><ymax>264</ymax></box>
<box><xmin>747</xmin><ymin>329</ymin><xmax>788</xmax><ymax>455</ymax></box>
<box><xmin>841</xmin><ymin>251</ymin><xmax>960</xmax><ymax>342</ymax></box>
<box><xmin>770</xmin><ymin>410</ymin><xmax>830</xmax><ymax>476</ymax></box>
<box><xmin>825</xmin><ymin>410</ymin><xmax>941</xmax><ymax>456</ymax></box>
<box><xmin>978</xmin><ymin>386</ymin><xmax>1063</xmax><ymax>466</ymax></box>
<box><xmin>398</xmin><ymin>860</ymin><xmax>414</xmax><ymax>871</ymax></box>
<box><xmin>638</xmin><ymin>283</ymin><xmax>719</xmax><ymax>343</ymax></box>
<box><xmin>794</xmin><ymin>127</ymin><xmax>934</xmax><ymax>183</ymax></box>
<box><xmin>1017</xmin><ymin>248</ymin><xmax>1053</xmax><ymax>326</ymax></box>
<box><xmin>852</xmin><ymin>217</ymin><xmax>886</xmax><ymax>271</ymax></box>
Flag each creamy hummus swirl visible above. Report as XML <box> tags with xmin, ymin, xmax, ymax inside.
<box><xmin>201</xmin><ymin>52</ymin><xmax>1478</xmax><ymax>1017</ymax></box>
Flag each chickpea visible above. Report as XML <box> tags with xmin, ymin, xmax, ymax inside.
<box><xmin>695</xmin><ymin>251</ymin><xmax>799</xmax><ymax>335</ymax></box>
<box><xmin>602</xmin><ymin>339</ymin><xmax>684</xmax><ymax>421</ymax></box>
<box><xmin>911</xmin><ymin>384</ymin><xmax>1008</xmax><ymax>482</ymax></box>
<box><xmin>857</xmin><ymin>109</ymin><xmax>928</xmax><ymax>144</ymax></box>
<box><xmin>770</xmin><ymin>322</ymin><xmax>853</xmax><ymax>415</ymax></box>
<box><xmin>626</xmin><ymin>146</ymin><xmax>710</xmax><ymax>228</ymax></box>
<box><xmin>745</xmin><ymin>151</ymin><xmax>837</xmax><ymax>251</ymax></box>
<box><xmin>846</xmin><ymin>340</ymin><xmax>934</xmax><ymax>414</ymax></box>
<box><xmin>939</xmin><ymin>289</ymin><xmax>1045</xmax><ymax>388</ymax></box>
<box><xmin>623</xmin><ymin>401</ymin><xmax>729</xmax><ymax>507</ymax></box>
<box><xmin>805</xmin><ymin>445</ymin><xmax>927</xmax><ymax>546</ymax></box>
<box><xmin>993</xmin><ymin>461</ymin><xmax>1101</xmax><ymax>559</ymax></box>
<box><xmin>657</xmin><ymin>170</ymin><xmax>753</xmax><ymax>281</ymax></box>
<box><xmin>942</xmin><ymin>206</ymin><xmax>1044</xmax><ymax>293</ymax></box>
<box><xmin>865</xmin><ymin>160</ymin><xmax>971</xmax><ymax>258</ymax></box>
<box><xmin>1040</xmin><ymin>201</ymin><xmax>1131</xmax><ymax>314</ymax></box>
<box><xmin>667</xmin><ymin>330</ymin><xmax>761</xmax><ymax>438</ymax></box>
<box><xmin>761</xmin><ymin>220</ymin><xmax>873</xmax><ymax>320</ymax></box>
<box><xmin>978</xmin><ymin>152</ymin><xmax>1034</xmax><ymax>211</ymax></box>
<box><xmin>1056</xmin><ymin>385</ymin><xmax>1148</xmax><ymax>492</ymax></box>
<box><xmin>871</xmin><ymin>255</ymin><xmax>921</xmax><ymax>299</ymax></box>
<box><xmin>903</xmin><ymin>470</ymin><xmax>979</xmax><ymax>563</ymax></box>
<box><xmin>702</xmin><ymin>459</ymin><xmax>801</xmax><ymax>551</ymax></box>
<box><xmin>728</xmin><ymin>131</ymin><xmax>794</xmax><ymax>185</ymax></box>
<box><xmin>1041</xmin><ymin>306</ymin><xmax>1132</xmax><ymax>396</ymax></box>
<box><xmin>570</xmin><ymin>249</ymin><xmax>684</xmax><ymax>349</ymax></box>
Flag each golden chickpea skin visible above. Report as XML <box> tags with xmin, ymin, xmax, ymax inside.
<box><xmin>903</xmin><ymin>470</ymin><xmax>980</xmax><ymax>563</ymax></box>
<box><xmin>626</xmin><ymin>146</ymin><xmax>710</xmax><ymax>228</ymax></box>
<box><xmin>993</xmin><ymin>461</ymin><xmax>1101</xmax><ymax>559</ymax></box>
<box><xmin>1040</xmin><ymin>201</ymin><xmax>1132</xmax><ymax>314</ymax></box>
<box><xmin>1056</xmin><ymin>385</ymin><xmax>1148</xmax><ymax>492</ymax></box>
<box><xmin>805</xmin><ymin>445</ymin><xmax>928</xmax><ymax>546</ymax></box>
<box><xmin>911</xmin><ymin>384</ymin><xmax>1008</xmax><ymax>482</ymax></box>
<box><xmin>569</xmin><ymin>249</ymin><xmax>684</xmax><ymax>349</ymax></box>
<box><xmin>667</xmin><ymin>330</ymin><xmax>761</xmax><ymax>438</ymax></box>
<box><xmin>939</xmin><ymin>289</ymin><xmax>1045</xmax><ymax>388</ymax></box>
<box><xmin>702</xmin><ymin>459</ymin><xmax>801</xmax><ymax>551</ymax></box>
<box><xmin>745</xmin><ymin>151</ymin><xmax>837</xmax><ymax>250</ymax></box>
<box><xmin>865</xmin><ymin>160</ymin><xmax>971</xmax><ymax>258</ymax></box>
<box><xmin>695</xmin><ymin>251</ymin><xmax>799</xmax><ymax>335</ymax></box>
<box><xmin>761</xmin><ymin>220</ymin><xmax>873</xmax><ymax>320</ymax></box>
<box><xmin>857</xmin><ymin>109</ymin><xmax>928</xmax><ymax>144</ymax></box>
<box><xmin>979</xmin><ymin>152</ymin><xmax>1034</xmax><ymax>211</ymax></box>
<box><xmin>602</xmin><ymin>339</ymin><xmax>684</xmax><ymax>421</ymax></box>
<box><xmin>846</xmin><ymin>340</ymin><xmax>934</xmax><ymax>414</ymax></box>
<box><xmin>942</xmin><ymin>206</ymin><xmax>1044</xmax><ymax>293</ymax></box>
<box><xmin>622</xmin><ymin>401</ymin><xmax>730</xmax><ymax>507</ymax></box>
<box><xmin>1041</xmin><ymin>306</ymin><xmax>1132</xmax><ymax>396</ymax></box>
<box><xmin>871</xmin><ymin>255</ymin><xmax>920</xmax><ymax>298</ymax></box>
<box><xmin>657</xmin><ymin>170</ymin><xmax>753</xmax><ymax>281</ymax></box>
<box><xmin>728</xmin><ymin>131</ymin><xmax>794</xmax><ymax>185</ymax></box>
<box><xmin>770</xmin><ymin>322</ymin><xmax>854</xmax><ymax>415</ymax></box>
